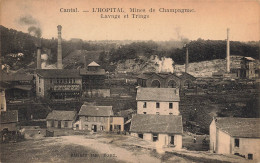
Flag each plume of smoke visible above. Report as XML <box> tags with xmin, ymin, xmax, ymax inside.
<box><xmin>153</xmin><ymin>55</ymin><xmax>174</xmax><ymax>73</ymax></box>
<box><xmin>175</xmin><ymin>27</ymin><xmax>189</xmax><ymax>45</ymax></box>
<box><xmin>19</xmin><ymin>15</ymin><xmax>38</xmax><ymax>25</ymax></box>
<box><xmin>41</xmin><ymin>53</ymin><xmax>56</xmax><ymax>69</ymax></box>
<box><xmin>28</xmin><ymin>26</ymin><xmax>42</xmax><ymax>38</ymax></box>
<box><xmin>19</xmin><ymin>15</ymin><xmax>42</xmax><ymax>38</ymax></box>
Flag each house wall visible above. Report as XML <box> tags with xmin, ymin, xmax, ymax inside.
<box><xmin>217</xmin><ymin>129</ymin><xmax>231</xmax><ymax>154</ymax></box>
<box><xmin>137</xmin><ymin>101</ymin><xmax>179</xmax><ymax>115</ymax></box>
<box><xmin>131</xmin><ymin>132</ymin><xmax>182</xmax><ymax>149</ymax></box>
<box><xmin>231</xmin><ymin>137</ymin><xmax>260</xmax><ymax>160</ymax></box>
<box><xmin>209</xmin><ymin>119</ymin><xmax>217</xmax><ymax>152</ymax></box>
<box><xmin>36</xmin><ymin>75</ymin><xmax>45</xmax><ymax>97</ymax></box>
<box><xmin>46</xmin><ymin>120</ymin><xmax>73</xmax><ymax>129</ymax></box>
<box><xmin>109</xmin><ymin>117</ymin><xmax>124</xmax><ymax>132</ymax></box>
<box><xmin>0</xmin><ymin>123</ymin><xmax>17</xmax><ymax>131</ymax></box>
<box><xmin>79</xmin><ymin>116</ymin><xmax>109</xmax><ymax>131</ymax></box>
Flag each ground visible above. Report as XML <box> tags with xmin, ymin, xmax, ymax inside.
<box><xmin>0</xmin><ymin>131</ymin><xmax>252</xmax><ymax>163</ymax></box>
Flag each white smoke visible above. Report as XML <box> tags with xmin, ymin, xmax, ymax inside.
<box><xmin>41</xmin><ymin>53</ymin><xmax>56</xmax><ymax>69</ymax></box>
<box><xmin>153</xmin><ymin>55</ymin><xmax>174</xmax><ymax>73</ymax></box>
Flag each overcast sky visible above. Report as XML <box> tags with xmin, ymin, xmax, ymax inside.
<box><xmin>1</xmin><ymin>0</ymin><xmax>259</xmax><ymax>41</ymax></box>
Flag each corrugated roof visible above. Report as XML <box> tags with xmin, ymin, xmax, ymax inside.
<box><xmin>46</xmin><ymin>110</ymin><xmax>77</xmax><ymax>121</ymax></box>
<box><xmin>136</xmin><ymin>87</ymin><xmax>180</xmax><ymax>101</ymax></box>
<box><xmin>215</xmin><ymin>117</ymin><xmax>260</xmax><ymax>138</ymax></box>
<box><xmin>130</xmin><ymin>114</ymin><xmax>183</xmax><ymax>134</ymax></box>
<box><xmin>0</xmin><ymin>110</ymin><xmax>18</xmax><ymax>123</ymax></box>
<box><xmin>36</xmin><ymin>69</ymin><xmax>81</xmax><ymax>78</ymax></box>
<box><xmin>78</xmin><ymin>105</ymin><xmax>113</xmax><ymax>116</ymax></box>
<box><xmin>88</xmin><ymin>61</ymin><xmax>100</xmax><ymax>67</ymax></box>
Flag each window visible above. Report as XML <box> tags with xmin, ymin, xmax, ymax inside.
<box><xmin>138</xmin><ymin>134</ymin><xmax>143</xmax><ymax>139</ymax></box>
<box><xmin>100</xmin><ymin>126</ymin><xmax>104</xmax><ymax>131</ymax></box>
<box><xmin>50</xmin><ymin>79</ymin><xmax>52</xmax><ymax>84</ymax></box>
<box><xmin>169</xmin><ymin>103</ymin><xmax>173</xmax><ymax>109</ymax></box>
<box><xmin>143</xmin><ymin>112</ymin><xmax>147</xmax><ymax>114</ymax></box>
<box><xmin>156</xmin><ymin>112</ymin><xmax>159</xmax><ymax>115</ymax></box>
<box><xmin>64</xmin><ymin>121</ymin><xmax>68</xmax><ymax>127</ymax></box>
<box><xmin>248</xmin><ymin>154</ymin><xmax>253</xmax><ymax>160</ymax></box>
<box><xmin>235</xmin><ymin>138</ymin><xmax>239</xmax><ymax>147</ymax></box>
<box><xmin>169</xmin><ymin>113</ymin><xmax>173</xmax><ymax>115</ymax></box>
<box><xmin>143</xmin><ymin>102</ymin><xmax>147</xmax><ymax>108</ymax></box>
<box><xmin>152</xmin><ymin>133</ymin><xmax>158</xmax><ymax>142</ymax></box>
<box><xmin>39</xmin><ymin>87</ymin><xmax>41</xmax><ymax>92</ymax></box>
<box><xmin>156</xmin><ymin>102</ymin><xmax>160</xmax><ymax>108</ymax></box>
<box><xmin>39</xmin><ymin>77</ymin><xmax>41</xmax><ymax>83</ymax></box>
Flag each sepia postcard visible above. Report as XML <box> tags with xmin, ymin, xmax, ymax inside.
<box><xmin>0</xmin><ymin>0</ymin><xmax>259</xmax><ymax>162</ymax></box>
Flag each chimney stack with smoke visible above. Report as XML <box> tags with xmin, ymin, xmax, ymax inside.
<box><xmin>226</xmin><ymin>28</ymin><xmax>230</xmax><ymax>73</ymax></box>
<box><xmin>36</xmin><ymin>47</ymin><xmax>41</xmax><ymax>69</ymax></box>
<box><xmin>185</xmin><ymin>45</ymin><xmax>189</xmax><ymax>73</ymax></box>
<box><xmin>57</xmin><ymin>25</ymin><xmax>63</xmax><ymax>69</ymax></box>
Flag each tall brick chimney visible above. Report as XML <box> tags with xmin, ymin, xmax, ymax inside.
<box><xmin>36</xmin><ymin>47</ymin><xmax>41</xmax><ymax>69</ymax></box>
<box><xmin>185</xmin><ymin>45</ymin><xmax>189</xmax><ymax>73</ymax></box>
<box><xmin>226</xmin><ymin>28</ymin><xmax>230</xmax><ymax>73</ymax></box>
<box><xmin>57</xmin><ymin>25</ymin><xmax>63</xmax><ymax>69</ymax></box>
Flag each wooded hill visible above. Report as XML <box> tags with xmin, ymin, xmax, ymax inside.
<box><xmin>1</xmin><ymin>25</ymin><xmax>259</xmax><ymax>70</ymax></box>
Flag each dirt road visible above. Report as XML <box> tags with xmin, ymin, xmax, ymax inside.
<box><xmin>62</xmin><ymin>135</ymin><xmax>161</xmax><ymax>163</ymax></box>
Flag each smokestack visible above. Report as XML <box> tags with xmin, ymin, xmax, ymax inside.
<box><xmin>84</xmin><ymin>55</ymin><xmax>87</xmax><ymax>68</ymax></box>
<box><xmin>185</xmin><ymin>45</ymin><xmax>189</xmax><ymax>73</ymax></box>
<box><xmin>37</xmin><ymin>47</ymin><xmax>41</xmax><ymax>69</ymax></box>
<box><xmin>57</xmin><ymin>25</ymin><xmax>63</xmax><ymax>69</ymax></box>
<box><xmin>226</xmin><ymin>28</ymin><xmax>230</xmax><ymax>73</ymax></box>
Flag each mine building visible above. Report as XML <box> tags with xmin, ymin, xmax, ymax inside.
<box><xmin>210</xmin><ymin>117</ymin><xmax>260</xmax><ymax>161</ymax></box>
<box><xmin>136</xmin><ymin>87</ymin><xmax>180</xmax><ymax>115</ymax></box>
<box><xmin>35</xmin><ymin>69</ymin><xmax>82</xmax><ymax>99</ymax></box>
<box><xmin>76</xmin><ymin>102</ymin><xmax>124</xmax><ymax>132</ymax></box>
<box><xmin>130</xmin><ymin>114</ymin><xmax>183</xmax><ymax>149</ymax></box>
<box><xmin>137</xmin><ymin>72</ymin><xmax>196</xmax><ymax>89</ymax></box>
<box><xmin>1</xmin><ymin>72</ymin><xmax>34</xmax><ymax>100</ymax></box>
<box><xmin>80</xmin><ymin>61</ymin><xmax>109</xmax><ymax>97</ymax></box>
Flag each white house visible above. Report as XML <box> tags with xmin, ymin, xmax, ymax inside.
<box><xmin>130</xmin><ymin>114</ymin><xmax>183</xmax><ymax>149</ymax></box>
<box><xmin>210</xmin><ymin>117</ymin><xmax>260</xmax><ymax>161</ymax></box>
<box><xmin>136</xmin><ymin>87</ymin><xmax>180</xmax><ymax>115</ymax></box>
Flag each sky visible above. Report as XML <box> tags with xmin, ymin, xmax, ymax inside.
<box><xmin>1</xmin><ymin>0</ymin><xmax>259</xmax><ymax>41</ymax></box>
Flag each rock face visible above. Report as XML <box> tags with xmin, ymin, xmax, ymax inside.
<box><xmin>116</xmin><ymin>55</ymin><xmax>244</xmax><ymax>77</ymax></box>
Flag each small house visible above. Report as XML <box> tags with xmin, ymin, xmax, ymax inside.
<box><xmin>210</xmin><ymin>117</ymin><xmax>260</xmax><ymax>160</ymax></box>
<box><xmin>0</xmin><ymin>110</ymin><xmax>19</xmax><ymax>131</ymax></box>
<box><xmin>46</xmin><ymin>110</ymin><xmax>77</xmax><ymax>129</ymax></box>
<box><xmin>130</xmin><ymin>114</ymin><xmax>183</xmax><ymax>149</ymax></box>
<box><xmin>77</xmin><ymin>103</ymin><xmax>124</xmax><ymax>132</ymax></box>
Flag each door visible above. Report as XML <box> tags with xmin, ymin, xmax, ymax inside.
<box><xmin>93</xmin><ymin>125</ymin><xmax>97</xmax><ymax>132</ymax></box>
<box><xmin>170</xmin><ymin>136</ymin><xmax>174</xmax><ymax>145</ymax></box>
<box><xmin>58</xmin><ymin>121</ymin><xmax>61</xmax><ymax>128</ymax></box>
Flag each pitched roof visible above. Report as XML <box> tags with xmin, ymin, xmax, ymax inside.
<box><xmin>214</xmin><ymin>117</ymin><xmax>260</xmax><ymax>138</ymax></box>
<box><xmin>0</xmin><ymin>110</ymin><xmax>18</xmax><ymax>123</ymax></box>
<box><xmin>136</xmin><ymin>87</ymin><xmax>180</xmax><ymax>101</ymax></box>
<box><xmin>130</xmin><ymin>114</ymin><xmax>183</xmax><ymax>134</ymax></box>
<box><xmin>36</xmin><ymin>69</ymin><xmax>81</xmax><ymax>78</ymax></box>
<box><xmin>78</xmin><ymin>105</ymin><xmax>113</xmax><ymax>116</ymax></box>
<box><xmin>242</xmin><ymin>57</ymin><xmax>255</xmax><ymax>61</ymax></box>
<box><xmin>46</xmin><ymin>110</ymin><xmax>77</xmax><ymax>121</ymax></box>
<box><xmin>1</xmin><ymin>73</ymin><xmax>33</xmax><ymax>81</ymax></box>
<box><xmin>88</xmin><ymin>61</ymin><xmax>100</xmax><ymax>67</ymax></box>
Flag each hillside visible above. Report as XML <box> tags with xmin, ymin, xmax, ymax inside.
<box><xmin>115</xmin><ymin>55</ymin><xmax>253</xmax><ymax>77</ymax></box>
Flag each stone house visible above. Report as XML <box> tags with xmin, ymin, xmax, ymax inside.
<box><xmin>130</xmin><ymin>114</ymin><xmax>183</xmax><ymax>149</ymax></box>
<box><xmin>77</xmin><ymin>103</ymin><xmax>124</xmax><ymax>132</ymax></box>
<box><xmin>0</xmin><ymin>110</ymin><xmax>19</xmax><ymax>131</ymax></box>
<box><xmin>136</xmin><ymin>87</ymin><xmax>180</xmax><ymax>115</ymax></box>
<box><xmin>137</xmin><ymin>72</ymin><xmax>196</xmax><ymax>89</ymax></box>
<box><xmin>210</xmin><ymin>117</ymin><xmax>260</xmax><ymax>161</ymax></box>
<box><xmin>46</xmin><ymin>110</ymin><xmax>77</xmax><ymax>129</ymax></box>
